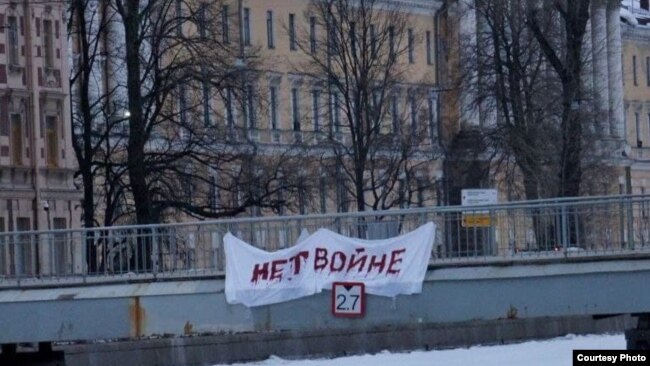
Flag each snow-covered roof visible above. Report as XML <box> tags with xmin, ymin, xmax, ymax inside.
<box><xmin>621</xmin><ymin>7</ymin><xmax>640</xmax><ymax>25</ymax></box>
<box><xmin>621</xmin><ymin>0</ymin><xmax>650</xmax><ymax>27</ymax></box>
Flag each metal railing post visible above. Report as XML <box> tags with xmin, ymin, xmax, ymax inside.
<box><xmin>620</xmin><ymin>199</ymin><xmax>626</xmax><ymax>249</ymax></box>
<box><xmin>628</xmin><ymin>197</ymin><xmax>636</xmax><ymax>250</ymax></box>
<box><xmin>152</xmin><ymin>228</ymin><xmax>159</xmax><ymax>275</ymax></box>
<box><xmin>561</xmin><ymin>204</ymin><xmax>569</xmax><ymax>251</ymax></box>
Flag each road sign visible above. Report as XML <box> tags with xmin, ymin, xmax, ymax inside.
<box><xmin>332</xmin><ymin>282</ymin><xmax>365</xmax><ymax>318</ymax></box>
<box><xmin>461</xmin><ymin>189</ymin><xmax>498</xmax><ymax>228</ymax></box>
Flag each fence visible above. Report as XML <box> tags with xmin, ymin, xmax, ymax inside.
<box><xmin>1</xmin><ymin>194</ymin><xmax>649</xmax><ymax>287</ymax></box>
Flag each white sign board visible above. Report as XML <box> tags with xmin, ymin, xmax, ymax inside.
<box><xmin>461</xmin><ymin>189</ymin><xmax>498</xmax><ymax>207</ymax></box>
<box><xmin>461</xmin><ymin>189</ymin><xmax>498</xmax><ymax>227</ymax></box>
<box><xmin>332</xmin><ymin>282</ymin><xmax>365</xmax><ymax>317</ymax></box>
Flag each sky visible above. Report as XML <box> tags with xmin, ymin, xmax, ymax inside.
<box><xmin>213</xmin><ymin>333</ymin><xmax>625</xmax><ymax>366</ymax></box>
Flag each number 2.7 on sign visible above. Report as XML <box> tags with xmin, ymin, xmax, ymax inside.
<box><xmin>332</xmin><ymin>282</ymin><xmax>365</xmax><ymax>318</ymax></box>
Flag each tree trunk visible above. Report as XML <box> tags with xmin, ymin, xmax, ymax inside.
<box><xmin>73</xmin><ymin>0</ymin><xmax>98</xmax><ymax>272</ymax></box>
<box><xmin>122</xmin><ymin>0</ymin><xmax>153</xmax><ymax>270</ymax></box>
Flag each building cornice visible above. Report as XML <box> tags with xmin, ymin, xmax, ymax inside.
<box><xmin>622</xmin><ymin>24</ymin><xmax>650</xmax><ymax>42</ymax></box>
<box><xmin>333</xmin><ymin>0</ymin><xmax>445</xmax><ymax>15</ymax></box>
<box><xmin>381</xmin><ymin>0</ymin><xmax>445</xmax><ymax>14</ymax></box>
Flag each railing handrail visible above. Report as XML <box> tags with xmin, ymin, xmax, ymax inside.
<box><xmin>0</xmin><ymin>194</ymin><xmax>646</xmax><ymax>237</ymax></box>
<box><xmin>1</xmin><ymin>193</ymin><xmax>648</xmax><ymax>286</ymax></box>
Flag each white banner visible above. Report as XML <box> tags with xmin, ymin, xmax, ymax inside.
<box><xmin>224</xmin><ymin>222</ymin><xmax>435</xmax><ymax>307</ymax></box>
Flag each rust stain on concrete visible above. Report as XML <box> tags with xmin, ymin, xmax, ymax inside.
<box><xmin>129</xmin><ymin>296</ymin><xmax>146</xmax><ymax>337</ymax></box>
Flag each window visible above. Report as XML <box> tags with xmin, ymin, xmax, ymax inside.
<box><xmin>319</xmin><ymin>176</ymin><xmax>327</xmax><ymax>213</ymax></box>
<box><xmin>198</xmin><ymin>3</ymin><xmax>207</xmax><ymax>40</ymax></box>
<box><xmin>291</xmin><ymin>87</ymin><xmax>300</xmax><ymax>131</ymax></box>
<box><xmin>410</xmin><ymin>95</ymin><xmax>417</xmax><ymax>135</ymax></box>
<box><xmin>230</xmin><ymin>186</ymin><xmax>244</xmax><ymax>212</ymax></box>
<box><xmin>312</xmin><ymin>89</ymin><xmax>320</xmax><ymax>131</ymax></box>
<box><xmin>408</xmin><ymin>28</ymin><xmax>414</xmax><ymax>64</ymax></box>
<box><xmin>43</xmin><ymin>19</ymin><xmax>54</xmax><ymax>68</ymax></box>
<box><xmin>46</xmin><ymin>116</ymin><xmax>58</xmax><ymax>167</ymax></box>
<box><xmin>417</xmin><ymin>179</ymin><xmax>426</xmax><ymax>207</ymax></box>
<box><xmin>266</xmin><ymin>10</ymin><xmax>274</xmax><ymax>49</ymax></box>
<box><xmin>178</xmin><ymin>83</ymin><xmax>187</xmax><ymax>126</ymax></box>
<box><xmin>310</xmin><ymin>17</ymin><xmax>316</xmax><ymax>54</ymax></box>
<box><xmin>245</xmin><ymin>84</ymin><xmax>256</xmax><ymax>128</ymax></box>
<box><xmin>633</xmin><ymin>55</ymin><xmax>638</xmax><ymax>86</ymax></box>
<box><xmin>636</xmin><ymin>112</ymin><xmax>641</xmax><ymax>147</ymax></box>
<box><xmin>350</xmin><ymin>22</ymin><xmax>357</xmax><ymax>58</ymax></box>
<box><xmin>336</xmin><ymin>168</ymin><xmax>347</xmax><ymax>212</ymax></box>
<box><xmin>372</xmin><ymin>89</ymin><xmax>381</xmax><ymax>123</ymax></box>
<box><xmin>391</xmin><ymin>94</ymin><xmax>399</xmax><ymax>133</ymax></box>
<box><xmin>333</xmin><ymin>92</ymin><xmax>341</xmax><ymax>132</ymax></box>
<box><xmin>209</xmin><ymin>175</ymin><xmax>219</xmax><ymax>210</ymax></box>
<box><xmin>0</xmin><ymin>106</ymin><xmax>8</xmax><ymax>136</ymax></box>
<box><xmin>225</xmin><ymin>87</ymin><xmax>234</xmax><ymax>126</ymax></box>
<box><xmin>289</xmin><ymin>14</ymin><xmax>297</xmax><ymax>51</ymax></box>
<box><xmin>275</xmin><ymin>181</ymin><xmax>285</xmax><ymax>215</ymax></box>
<box><xmin>646</xmin><ymin>57</ymin><xmax>650</xmax><ymax>87</ymax></box>
<box><xmin>7</xmin><ymin>16</ymin><xmax>19</xmax><ymax>66</ymax></box>
<box><xmin>175</xmin><ymin>0</ymin><xmax>183</xmax><ymax>36</ymax></box>
<box><xmin>428</xmin><ymin>97</ymin><xmax>438</xmax><ymax>142</ymax></box>
<box><xmin>269</xmin><ymin>86</ymin><xmax>278</xmax><ymax>129</ymax></box>
<box><xmin>243</xmin><ymin>8</ymin><xmax>251</xmax><ymax>46</ymax></box>
<box><xmin>11</xmin><ymin>114</ymin><xmax>22</xmax><ymax>166</ymax></box>
<box><xmin>648</xmin><ymin>113</ymin><xmax>650</xmax><ymax>141</ymax></box>
<box><xmin>222</xmin><ymin>5</ymin><xmax>230</xmax><ymax>44</ymax></box>
<box><xmin>327</xmin><ymin>18</ymin><xmax>338</xmax><ymax>55</ymax></box>
<box><xmin>298</xmin><ymin>179</ymin><xmax>306</xmax><ymax>214</ymax></box>
<box><xmin>202</xmin><ymin>80</ymin><xmax>211</xmax><ymax>126</ymax></box>
<box><xmin>52</xmin><ymin>217</ymin><xmax>68</xmax><ymax>275</ymax></box>
<box><xmin>388</xmin><ymin>26</ymin><xmax>395</xmax><ymax>60</ymax></box>
<box><xmin>16</xmin><ymin>217</ymin><xmax>33</xmax><ymax>276</ymax></box>
<box><xmin>370</xmin><ymin>24</ymin><xmax>377</xmax><ymax>56</ymax></box>
<box><xmin>426</xmin><ymin>31</ymin><xmax>433</xmax><ymax>65</ymax></box>
<box><xmin>289</xmin><ymin>13</ymin><xmax>296</xmax><ymax>51</ymax></box>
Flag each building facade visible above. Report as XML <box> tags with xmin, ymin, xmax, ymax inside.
<box><xmin>0</xmin><ymin>2</ymin><xmax>81</xmax><ymax>275</ymax></box>
<box><xmin>211</xmin><ymin>0</ymin><xmax>447</xmax><ymax>215</ymax></box>
<box><xmin>66</xmin><ymin>0</ymin><xmax>646</xmax><ymax>225</ymax></box>
<box><xmin>622</xmin><ymin>1</ymin><xmax>650</xmax><ymax>195</ymax></box>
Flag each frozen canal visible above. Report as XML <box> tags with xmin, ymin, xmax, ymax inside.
<box><xmin>214</xmin><ymin>334</ymin><xmax>625</xmax><ymax>366</ymax></box>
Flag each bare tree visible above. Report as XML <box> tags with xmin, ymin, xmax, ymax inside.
<box><xmin>461</xmin><ymin>0</ymin><xmax>563</xmax><ymax>200</ymax></box>
<box><xmin>104</xmin><ymin>0</ymin><xmax>302</xmax><ymax>225</ymax></box>
<box><xmin>461</xmin><ymin>0</ymin><xmax>609</xmax><ymax>200</ymax></box>
<box><xmin>527</xmin><ymin>0</ymin><xmax>591</xmax><ymax>198</ymax></box>
<box><xmin>69</xmin><ymin>1</ymin><xmax>307</xmax><ymax>270</ymax></box>
<box><xmin>294</xmin><ymin>0</ymin><xmax>440</xmax><ymax>213</ymax></box>
<box><xmin>69</xmin><ymin>0</ymin><xmax>131</xmax><ymax>270</ymax></box>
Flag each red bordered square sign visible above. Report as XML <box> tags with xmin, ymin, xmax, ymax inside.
<box><xmin>331</xmin><ymin>282</ymin><xmax>365</xmax><ymax>318</ymax></box>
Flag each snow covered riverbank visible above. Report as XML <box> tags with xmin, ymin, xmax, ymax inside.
<box><xmin>214</xmin><ymin>334</ymin><xmax>625</xmax><ymax>366</ymax></box>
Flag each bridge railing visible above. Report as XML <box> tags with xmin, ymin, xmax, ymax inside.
<box><xmin>1</xmin><ymin>194</ymin><xmax>649</xmax><ymax>286</ymax></box>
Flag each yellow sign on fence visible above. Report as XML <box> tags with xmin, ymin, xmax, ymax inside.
<box><xmin>462</xmin><ymin>214</ymin><xmax>492</xmax><ymax>227</ymax></box>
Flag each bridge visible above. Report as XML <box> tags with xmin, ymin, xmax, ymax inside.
<box><xmin>2</xmin><ymin>195</ymin><xmax>650</xmax><ymax>365</ymax></box>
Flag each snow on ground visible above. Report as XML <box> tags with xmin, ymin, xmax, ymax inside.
<box><xmin>214</xmin><ymin>333</ymin><xmax>625</xmax><ymax>366</ymax></box>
